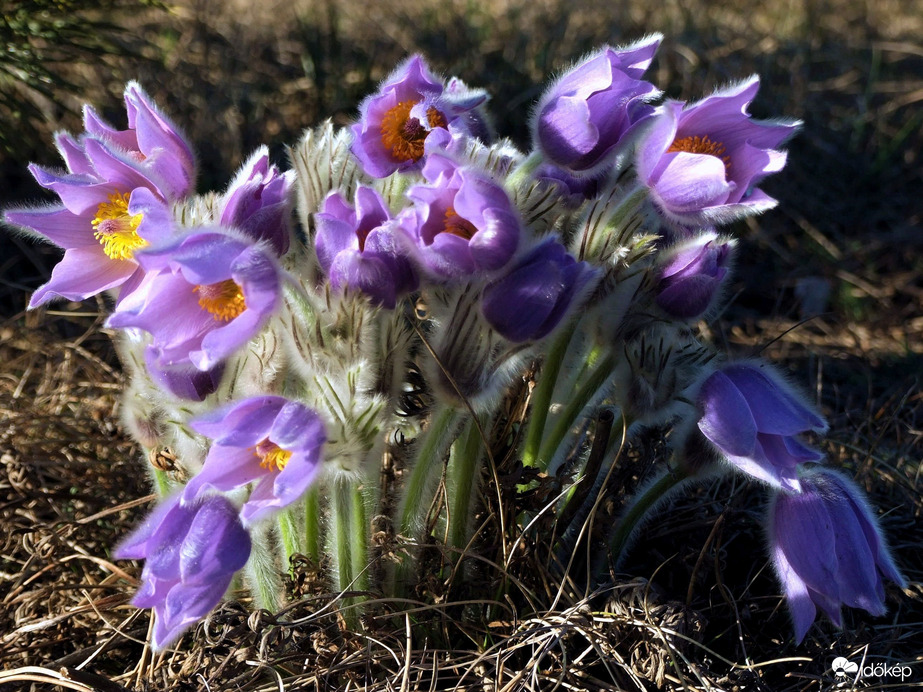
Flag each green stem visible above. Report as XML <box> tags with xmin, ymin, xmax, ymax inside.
<box><xmin>446</xmin><ymin>415</ymin><xmax>483</xmax><ymax>558</ymax></box>
<box><xmin>244</xmin><ymin>524</ymin><xmax>281</xmax><ymax>613</ymax></box>
<box><xmin>537</xmin><ymin>352</ymin><xmax>616</xmax><ymax>471</ymax></box>
<box><xmin>505</xmin><ymin>150</ymin><xmax>544</xmax><ymax>191</ymax></box>
<box><xmin>392</xmin><ymin>406</ymin><xmax>463</xmax><ymax>590</ymax></box>
<box><xmin>606</xmin><ymin>468</ymin><xmax>690</xmax><ymax>567</ymax></box>
<box><xmin>303</xmin><ymin>483</ymin><xmax>320</xmax><ymax>563</ymax></box>
<box><xmin>277</xmin><ymin>507</ymin><xmax>301</xmax><ymax>573</ymax></box>
<box><xmin>150</xmin><ymin>467</ymin><xmax>172</xmax><ymax>497</ymax></box>
<box><xmin>331</xmin><ymin>474</ymin><xmax>354</xmax><ymax>593</ymax></box>
<box><xmin>350</xmin><ymin>482</ymin><xmax>369</xmax><ymax>593</ymax></box>
<box><xmin>521</xmin><ymin>324</ymin><xmax>575</xmax><ymax>468</ymax></box>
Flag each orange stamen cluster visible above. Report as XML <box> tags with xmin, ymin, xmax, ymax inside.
<box><xmin>91</xmin><ymin>192</ymin><xmax>147</xmax><ymax>260</ymax></box>
<box><xmin>668</xmin><ymin>135</ymin><xmax>731</xmax><ymax>173</ymax></box>
<box><xmin>194</xmin><ymin>279</ymin><xmax>247</xmax><ymax>321</ymax></box>
<box><xmin>442</xmin><ymin>206</ymin><xmax>478</xmax><ymax>240</ymax></box>
<box><xmin>255</xmin><ymin>439</ymin><xmax>292</xmax><ymax>472</ymax></box>
<box><xmin>380</xmin><ymin>100</ymin><xmax>447</xmax><ymax>162</ymax></box>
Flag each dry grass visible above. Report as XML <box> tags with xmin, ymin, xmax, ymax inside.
<box><xmin>1</xmin><ymin>0</ymin><xmax>922</xmax><ymax>689</ymax></box>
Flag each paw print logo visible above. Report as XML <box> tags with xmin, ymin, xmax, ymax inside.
<box><xmin>831</xmin><ymin>657</ymin><xmax>859</xmax><ymax>678</ymax></box>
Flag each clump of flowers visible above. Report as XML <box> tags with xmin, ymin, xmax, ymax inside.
<box><xmin>4</xmin><ymin>48</ymin><xmax>904</xmax><ymax>653</ymax></box>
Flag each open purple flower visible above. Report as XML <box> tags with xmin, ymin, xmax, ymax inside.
<box><xmin>107</xmin><ymin>228</ymin><xmax>281</xmax><ymax>375</ymax></box>
<box><xmin>533</xmin><ymin>36</ymin><xmax>661</xmax><ymax>176</ymax></box>
<box><xmin>115</xmin><ymin>493</ymin><xmax>250</xmax><ymax>650</ymax></box>
<box><xmin>220</xmin><ymin>147</ymin><xmax>294</xmax><ymax>256</ymax></box>
<box><xmin>183</xmin><ymin>396</ymin><xmax>327</xmax><ymax>524</ymax></box>
<box><xmin>636</xmin><ymin>77</ymin><xmax>798</xmax><ymax>225</ymax></box>
<box><xmin>83</xmin><ymin>81</ymin><xmax>196</xmax><ymax>200</ymax></box>
<box><xmin>656</xmin><ymin>230</ymin><xmax>734</xmax><ymax>319</ymax></box>
<box><xmin>482</xmin><ymin>239</ymin><xmax>599</xmax><ymax>342</ymax></box>
<box><xmin>350</xmin><ymin>54</ymin><xmax>488</xmax><ymax>178</ymax></box>
<box><xmin>399</xmin><ymin>153</ymin><xmax>520</xmax><ymax>280</ymax></box>
<box><xmin>315</xmin><ymin>186</ymin><xmax>418</xmax><ymax>308</ymax></box>
<box><xmin>697</xmin><ymin>361</ymin><xmax>827</xmax><ymax>491</ymax></box>
<box><xmin>5</xmin><ymin>144</ymin><xmax>176</xmax><ymax>308</ymax></box>
<box><xmin>769</xmin><ymin>468</ymin><xmax>906</xmax><ymax>644</ymax></box>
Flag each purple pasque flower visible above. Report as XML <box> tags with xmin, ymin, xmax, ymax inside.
<box><xmin>350</xmin><ymin>54</ymin><xmax>488</xmax><ymax>178</ymax></box>
<box><xmin>697</xmin><ymin>361</ymin><xmax>827</xmax><ymax>491</ymax></box>
<box><xmin>315</xmin><ymin>186</ymin><xmax>418</xmax><ymax>308</ymax></box>
<box><xmin>83</xmin><ymin>81</ymin><xmax>196</xmax><ymax>200</ymax></box>
<box><xmin>107</xmin><ymin>227</ymin><xmax>281</xmax><ymax>375</ymax></box>
<box><xmin>219</xmin><ymin>147</ymin><xmax>294</xmax><ymax>256</ymax></box>
<box><xmin>656</xmin><ymin>230</ymin><xmax>734</xmax><ymax>320</ymax></box>
<box><xmin>183</xmin><ymin>396</ymin><xmax>327</xmax><ymax>524</ymax></box>
<box><xmin>5</xmin><ymin>145</ymin><xmax>176</xmax><ymax>308</ymax></box>
<box><xmin>482</xmin><ymin>238</ymin><xmax>600</xmax><ymax>342</ymax></box>
<box><xmin>115</xmin><ymin>493</ymin><xmax>250</xmax><ymax>650</ymax></box>
<box><xmin>533</xmin><ymin>36</ymin><xmax>662</xmax><ymax>176</ymax></box>
<box><xmin>768</xmin><ymin>468</ymin><xmax>906</xmax><ymax>644</ymax></box>
<box><xmin>636</xmin><ymin>76</ymin><xmax>799</xmax><ymax>226</ymax></box>
<box><xmin>399</xmin><ymin>153</ymin><xmax>520</xmax><ymax>280</ymax></box>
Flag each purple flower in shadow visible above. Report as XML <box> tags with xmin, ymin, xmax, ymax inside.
<box><xmin>115</xmin><ymin>493</ymin><xmax>250</xmax><ymax>650</ymax></box>
<box><xmin>697</xmin><ymin>361</ymin><xmax>827</xmax><ymax>491</ymax></box>
<box><xmin>533</xmin><ymin>36</ymin><xmax>661</xmax><ymax>176</ymax></box>
<box><xmin>656</xmin><ymin>230</ymin><xmax>734</xmax><ymax>320</ymax></box>
<box><xmin>315</xmin><ymin>186</ymin><xmax>418</xmax><ymax>308</ymax></box>
<box><xmin>768</xmin><ymin>468</ymin><xmax>906</xmax><ymax>644</ymax></box>
<box><xmin>183</xmin><ymin>396</ymin><xmax>327</xmax><ymax>524</ymax></box>
<box><xmin>220</xmin><ymin>147</ymin><xmax>294</xmax><ymax>256</ymax></box>
<box><xmin>482</xmin><ymin>239</ymin><xmax>599</xmax><ymax>342</ymax></box>
<box><xmin>107</xmin><ymin>228</ymin><xmax>281</xmax><ymax>375</ymax></box>
<box><xmin>636</xmin><ymin>77</ymin><xmax>798</xmax><ymax>225</ymax></box>
<box><xmin>399</xmin><ymin>153</ymin><xmax>520</xmax><ymax>281</ymax></box>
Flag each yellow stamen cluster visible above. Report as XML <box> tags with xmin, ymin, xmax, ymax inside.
<box><xmin>442</xmin><ymin>206</ymin><xmax>477</xmax><ymax>240</ymax></box>
<box><xmin>255</xmin><ymin>439</ymin><xmax>292</xmax><ymax>472</ymax></box>
<box><xmin>91</xmin><ymin>192</ymin><xmax>147</xmax><ymax>260</ymax></box>
<box><xmin>194</xmin><ymin>279</ymin><xmax>247</xmax><ymax>321</ymax></box>
<box><xmin>380</xmin><ymin>100</ymin><xmax>447</xmax><ymax>162</ymax></box>
<box><xmin>667</xmin><ymin>135</ymin><xmax>731</xmax><ymax>173</ymax></box>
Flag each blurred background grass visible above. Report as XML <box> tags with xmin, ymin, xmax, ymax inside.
<box><xmin>0</xmin><ymin>0</ymin><xmax>921</xmax><ymax>688</ymax></box>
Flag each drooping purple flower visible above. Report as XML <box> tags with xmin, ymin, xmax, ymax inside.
<box><xmin>656</xmin><ymin>230</ymin><xmax>734</xmax><ymax>319</ymax></box>
<box><xmin>697</xmin><ymin>361</ymin><xmax>827</xmax><ymax>491</ymax></box>
<box><xmin>636</xmin><ymin>76</ymin><xmax>799</xmax><ymax>225</ymax></box>
<box><xmin>533</xmin><ymin>36</ymin><xmax>662</xmax><ymax>176</ymax></box>
<box><xmin>315</xmin><ymin>186</ymin><xmax>418</xmax><ymax>308</ymax></box>
<box><xmin>115</xmin><ymin>493</ymin><xmax>250</xmax><ymax>650</ymax></box>
<box><xmin>350</xmin><ymin>54</ymin><xmax>488</xmax><ymax>178</ymax></box>
<box><xmin>220</xmin><ymin>147</ymin><xmax>294</xmax><ymax>256</ymax></box>
<box><xmin>107</xmin><ymin>228</ymin><xmax>281</xmax><ymax>375</ymax></box>
<box><xmin>534</xmin><ymin>164</ymin><xmax>603</xmax><ymax>207</ymax></box>
<box><xmin>145</xmin><ymin>348</ymin><xmax>225</xmax><ymax>402</ymax></box>
<box><xmin>183</xmin><ymin>396</ymin><xmax>326</xmax><ymax>524</ymax></box>
<box><xmin>5</xmin><ymin>152</ymin><xmax>176</xmax><ymax>308</ymax></box>
<box><xmin>399</xmin><ymin>153</ymin><xmax>520</xmax><ymax>280</ymax></box>
<box><xmin>768</xmin><ymin>468</ymin><xmax>906</xmax><ymax>644</ymax></box>
<box><xmin>482</xmin><ymin>239</ymin><xmax>600</xmax><ymax>342</ymax></box>
<box><xmin>83</xmin><ymin>81</ymin><xmax>196</xmax><ymax>200</ymax></box>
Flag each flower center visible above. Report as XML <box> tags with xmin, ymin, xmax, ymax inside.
<box><xmin>380</xmin><ymin>100</ymin><xmax>448</xmax><ymax>163</ymax></box>
<box><xmin>91</xmin><ymin>192</ymin><xmax>146</xmax><ymax>260</ymax></box>
<box><xmin>255</xmin><ymin>439</ymin><xmax>291</xmax><ymax>472</ymax></box>
<box><xmin>194</xmin><ymin>279</ymin><xmax>247</xmax><ymax>321</ymax></box>
<box><xmin>668</xmin><ymin>134</ymin><xmax>732</xmax><ymax>174</ymax></box>
<box><xmin>441</xmin><ymin>206</ymin><xmax>478</xmax><ymax>240</ymax></box>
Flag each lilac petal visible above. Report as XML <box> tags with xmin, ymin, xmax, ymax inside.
<box><xmin>145</xmin><ymin>354</ymin><xmax>223</xmax><ymax>401</ymax></box>
<box><xmin>239</xmin><ymin>477</ymin><xmax>281</xmax><ymax>524</ymax></box>
<box><xmin>539</xmin><ymin>95</ymin><xmax>601</xmax><ymax>159</ymax></box>
<box><xmin>650</xmin><ymin>152</ymin><xmax>732</xmax><ymax>212</ymax></box>
<box><xmin>54</xmin><ymin>132</ymin><xmax>94</xmax><ymax>176</ymax></box>
<box><xmin>29</xmin><ymin>246</ymin><xmax>139</xmax><ymax>307</ymax></box>
<box><xmin>191</xmin><ymin>396</ymin><xmax>284</xmax><ymax>446</ymax></box>
<box><xmin>82</xmin><ymin>137</ymin><xmax>164</xmax><ymax>195</ymax></box>
<box><xmin>179</xmin><ymin>497</ymin><xmax>251</xmax><ymax>582</ymax></box>
<box><xmin>131</xmin><ymin>571</ymin><xmax>175</xmax><ymax>609</ymax></box>
<box><xmin>656</xmin><ymin>274</ymin><xmax>722</xmax><ymax>319</ymax></box>
<box><xmin>270</xmin><ymin>401</ymin><xmax>326</xmax><ymax>451</ymax></box>
<box><xmin>115</xmin><ymin>494</ymin><xmax>182</xmax><ymax>560</ymax></box>
<box><xmin>153</xmin><ymin>580</ymin><xmax>229</xmax><ymax>650</ymax></box>
<box><xmin>635</xmin><ymin>102</ymin><xmax>681</xmax><ymax>181</ymax></box>
<box><xmin>824</xmin><ymin>489</ymin><xmax>885</xmax><ymax>614</ymax></box>
<box><xmin>724</xmin><ymin>364</ymin><xmax>827</xmax><ymax>434</ymax></box>
<box><xmin>83</xmin><ymin>104</ymin><xmax>138</xmax><ymax>151</ymax></box>
<box><xmin>773</xmin><ymin>490</ymin><xmax>840</xmax><ymax>597</ymax></box>
<box><xmin>145</xmin><ymin>502</ymin><xmax>199</xmax><ymax>581</ymax></box>
<box><xmin>697</xmin><ymin>371</ymin><xmax>758</xmax><ymax>457</ymax></box>
<box><xmin>28</xmin><ymin>164</ymin><xmax>112</xmax><ymax>216</ymax></box>
<box><xmin>5</xmin><ymin>206</ymin><xmax>96</xmax><ymax>249</ymax></box>
<box><xmin>772</xmin><ymin>543</ymin><xmax>816</xmax><ymax>644</ymax></box>
<box><xmin>182</xmin><ymin>446</ymin><xmax>264</xmax><ymax>504</ymax></box>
